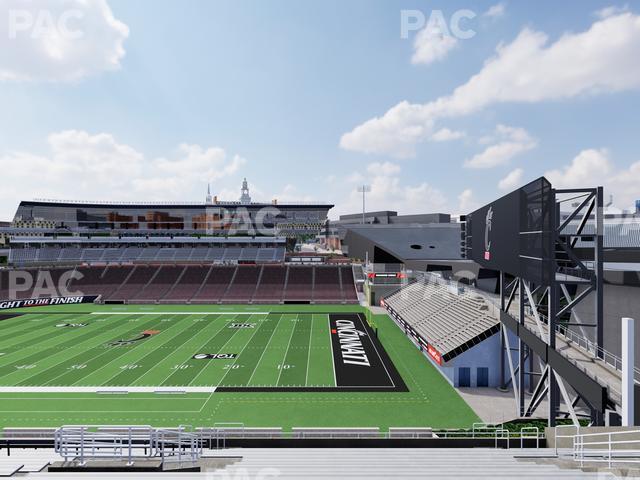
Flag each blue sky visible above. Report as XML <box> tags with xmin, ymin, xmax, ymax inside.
<box><xmin>0</xmin><ymin>0</ymin><xmax>639</xmax><ymax>220</ymax></box>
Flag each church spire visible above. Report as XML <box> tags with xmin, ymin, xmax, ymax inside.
<box><xmin>205</xmin><ymin>182</ymin><xmax>213</xmax><ymax>204</ymax></box>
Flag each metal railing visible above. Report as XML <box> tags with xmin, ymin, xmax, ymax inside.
<box><xmin>573</xmin><ymin>430</ymin><xmax>640</xmax><ymax>468</ymax></box>
<box><xmin>520</xmin><ymin>427</ymin><xmax>541</xmax><ymax>449</ymax></box>
<box><xmin>555</xmin><ymin>323</ymin><xmax>640</xmax><ymax>383</ymax></box>
<box><xmin>198</xmin><ymin>423</ymin><xmax>544</xmax><ymax>446</ymax></box>
<box><xmin>54</xmin><ymin>425</ymin><xmax>202</xmax><ymax>466</ymax></box>
<box><xmin>517</xmin><ymin>282</ymin><xmax>640</xmax><ymax>387</ymax></box>
<box><xmin>554</xmin><ymin>424</ymin><xmax>581</xmax><ymax>455</ymax></box>
<box><xmin>432</xmin><ymin>423</ymin><xmax>544</xmax><ymax>448</ymax></box>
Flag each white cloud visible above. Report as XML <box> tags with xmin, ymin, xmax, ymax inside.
<box><xmin>498</xmin><ymin>168</ymin><xmax>524</xmax><ymax>190</ymax></box>
<box><xmin>411</xmin><ymin>23</ymin><xmax>458</xmax><ymax>65</ymax></box>
<box><xmin>545</xmin><ymin>148</ymin><xmax>612</xmax><ymax>188</ymax></box>
<box><xmin>341</xmin><ymin>12</ymin><xmax>640</xmax><ymax>157</ymax></box>
<box><xmin>0</xmin><ymin>130</ymin><xmax>247</xmax><ymax>219</ymax></box>
<box><xmin>607</xmin><ymin>161</ymin><xmax>640</xmax><ymax>210</ymax></box>
<box><xmin>458</xmin><ymin>188</ymin><xmax>479</xmax><ymax>213</ymax></box>
<box><xmin>0</xmin><ymin>0</ymin><xmax>129</xmax><ymax>82</ymax></box>
<box><xmin>545</xmin><ymin>148</ymin><xmax>640</xmax><ymax>210</ymax></box>
<box><xmin>430</xmin><ymin>127</ymin><xmax>465</xmax><ymax>142</ymax></box>
<box><xmin>330</xmin><ymin>162</ymin><xmax>448</xmax><ymax>218</ymax></box>
<box><xmin>483</xmin><ymin>3</ymin><xmax>506</xmax><ymax>19</ymax></box>
<box><xmin>154</xmin><ymin>144</ymin><xmax>246</xmax><ymax>180</ymax></box>
<box><xmin>339</xmin><ymin>100</ymin><xmax>435</xmax><ymax>158</ymax></box>
<box><xmin>271</xmin><ymin>184</ymin><xmax>314</xmax><ymax>203</ymax></box>
<box><xmin>346</xmin><ymin>172</ymin><xmax>365</xmax><ymax>184</ymax></box>
<box><xmin>465</xmin><ymin>125</ymin><xmax>536</xmax><ymax>169</ymax></box>
<box><xmin>594</xmin><ymin>5</ymin><xmax>629</xmax><ymax>19</ymax></box>
<box><xmin>367</xmin><ymin>161</ymin><xmax>401</xmax><ymax>176</ymax></box>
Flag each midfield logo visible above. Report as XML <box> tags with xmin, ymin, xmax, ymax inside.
<box><xmin>228</xmin><ymin>323</ymin><xmax>255</xmax><ymax>329</ymax></box>
<box><xmin>333</xmin><ymin>319</ymin><xmax>371</xmax><ymax>367</ymax></box>
<box><xmin>192</xmin><ymin>353</ymin><xmax>238</xmax><ymax>360</ymax></box>
<box><xmin>108</xmin><ymin>330</ymin><xmax>160</xmax><ymax>346</ymax></box>
<box><xmin>55</xmin><ymin>323</ymin><xmax>87</xmax><ymax>328</ymax></box>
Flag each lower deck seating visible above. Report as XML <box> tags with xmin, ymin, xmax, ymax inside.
<box><xmin>161</xmin><ymin>265</ymin><xmax>211</xmax><ymax>302</ymax></box>
<box><xmin>383</xmin><ymin>277</ymin><xmax>499</xmax><ymax>361</ymax></box>
<box><xmin>106</xmin><ymin>266</ymin><xmax>157</xmax><ymax>302</ymax></box>
<box><xmin>284</xmin><ymin>267</ymin><xmax>313</xmax><ymax>301</ymax></box>
<box><xmin>313</xmin><ymin>267</ymin><xmax>343</xmax><ymax>303</ymax></box>
<box><xmin>253</xmin><ymin>265</ymin><xmax>286</xmax><ymax>303</ymax></box>
<box><xmin>0</xmin><ymin>265</ymin><xmax>359</xmax><ymax>304</ymax></box>
<box><xmin>223</xmin><ymin>266</ymin><xmax>261</xmax><ymax>303</ymax></box>
<box><xmin>190</xmin><ymin>267</ymin><xmax>236</xmax><ymax>303</ymax></box>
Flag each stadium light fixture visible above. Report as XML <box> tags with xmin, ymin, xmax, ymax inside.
<box><xmin>357</xmin><ymin>185</ymin><xmax>371</xmax><ymax>224</ymax></box>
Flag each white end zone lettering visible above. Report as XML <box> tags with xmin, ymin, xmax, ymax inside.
<box><xmin>0</xmin><ymin>295</ymin><xmax>99</xmax><ymax>310</ymax></box>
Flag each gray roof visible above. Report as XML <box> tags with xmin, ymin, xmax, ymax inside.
<box><xmin>344</xmin><ymin>224</ymin><xmax>462</xmax><ymax>261</ymax></box>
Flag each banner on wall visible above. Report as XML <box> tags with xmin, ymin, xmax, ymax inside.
<box><xmin>0</xmin><ymin>295</ymin><xmax>99</xmax><ymax>310</ymax></box>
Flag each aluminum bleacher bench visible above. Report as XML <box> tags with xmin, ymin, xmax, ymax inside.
<box><xmin>387</xmin><ymin>427</ymin><xmax>434</xmax><ymax>439</ymax></box>
<box><xmin>197</xmin><ymin>427</ymin><xmax>283</xmax><ymax>439</ymax></box>
<box><xmin>291</xmin><ymin>427</ymin><xmax>381</xmax><ymax>439</ymax></box>
<box><xmin>3</xmin><ymin>428</ymin><xmax>57</xmax><ymax>440</ymax></box>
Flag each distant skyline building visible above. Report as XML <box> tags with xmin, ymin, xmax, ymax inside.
<box><xmin>240</xmin><ymin>178</ymin><xmax>252</xmax><ymax>205</ymax></box>
<box><xmin>11</xmin><ymin>177</ymin><xmax>333</xmax><ymax>237</ymax></box>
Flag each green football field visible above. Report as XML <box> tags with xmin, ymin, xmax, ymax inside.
<box><xmin>0</xmin><ymin>311</ymin><xmax>341</xmax><ymax>388</ymax></box>
<box><xmin>0</xmin><ymin>304</ymin><xmax>480</xmax><ymax>429</ymax></box>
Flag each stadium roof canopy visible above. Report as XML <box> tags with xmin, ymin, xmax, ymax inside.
<box><xmin>343</xmin><ymin>224</ymin><xmax>464</xmax><ymax>263</ymax></box>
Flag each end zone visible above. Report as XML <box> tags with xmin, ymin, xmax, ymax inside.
<box><xmin>328</xmin><ymin>313</ymin><xmax>407</xmax><ymax>392</ymax></box>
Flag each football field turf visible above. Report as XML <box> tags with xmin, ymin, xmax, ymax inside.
<box><xmin>0</xmin><ymin>304</ymin><xmax>479</xmax><ymax>429</ymax></box>
<box><xmin>0</xmin><ymin>310</ymin><xmax>401</xmax><ymax>390</ymax></box>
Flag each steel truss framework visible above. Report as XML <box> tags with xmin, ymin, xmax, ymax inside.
<box><xmin>498</xmin><ymin>186</ymin><xmax>604</xmax><ymax>427</ymax></box>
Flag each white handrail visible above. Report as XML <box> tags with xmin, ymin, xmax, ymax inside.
<box><xmin>556</xmin><ymin>323</ymin><xmax>640</xmax><ymax>381</ymax></box>
<box><xmin>573</xmin><ymin>429</ymin><xmax>640</xmax><ymax>468</ymax></box>
<box><xmin>520</xmin><ymin>427</ymin><xmax>539</xmax><ymax>449</ymax></box>
<box><xmin>555</xmin><ymin>424</ymin><xmax>580</xmax><ymax>456</ymax></box>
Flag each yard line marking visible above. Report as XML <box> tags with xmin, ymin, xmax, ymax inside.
<box><xmin>275</xmin><ymin>314</ymin><xmax>298</xmax><ymax>386</ymax></box>
<box><xmin>32</xmin><ymin>314</ymin><xmax>175</xmax><ymax>387</ymax></box>
<box><xmin>245</xmin><ymin>313</ymin><xmax>282</xmax><ymax>386</ymax></box>
<box><xmin>328</xmin><ymin>314</ymin><xmax>337</xmax><ymax>387</ymax></box>
<box><xmin>212</xmin><ymin>314</ymin><xmax>265</xmax><ymax>387</ymax></box>
<box><xmin>304</xmin><ymin>314</ymin><xmax>314</xmax><ymax>387</ymax></box>
<box><xmin>0</xmin><ymin>314</ymin><xmax>136</xmax><ymax>381</ymax></box>
<box><xmin>92</xmin><ymin>312</ymin><xmax>269</xmax><ymax>315</ymax></box>
<box><xmin>73</xmin><ymin>314</ymin><xmax>194</xmax><ymax>385</ymax></box>
<box><xmin>156</xmin><ymin>314</ymin><xmax>240</xmax><ymax>387</ymax></box>
<box><xmin>186</xmin><ymin>314</ymin><xmax>250</xmax><ymax>386</ymax></box>
<box><xmin>0</xmin><ymin>386</ymin><xmax>217</xmax><ymax>393</ymax></box>
<box><xmin>96</xmin><ymin>313</ymin><xmax>210</xmax><ymax>387</ymax></box>
<box><xmin>198</xmin><ymin>391</ymin><xmax>217</xmax><ymax>413</ymax></box>
<box><xmin>137</xmin><ymin>314</ymin><xmax>229</xmax><ymax>387</ymax></box>
<box><xmin>0</xmin><ymin>395</ymin><xmax>211</xmax><ymax>401</ymax></box>
<box><xmin>0</xmin><ymin>312</ymin><xmax>101</xmax><ymax>361</ymax></box>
